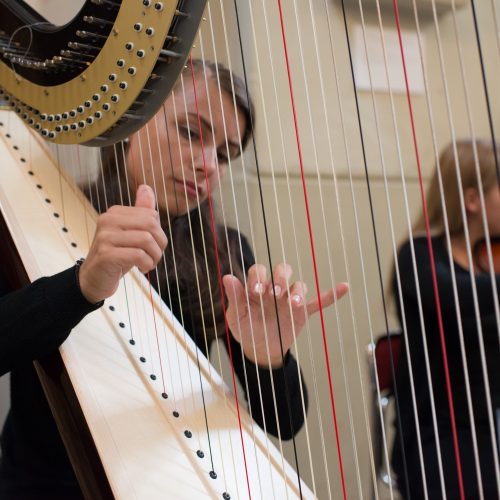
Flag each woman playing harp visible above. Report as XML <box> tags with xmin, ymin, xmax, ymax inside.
<box><xmin>0</xmin><ymin>59</ymin><xmax>348</xmax><ymax>498</ymax></box>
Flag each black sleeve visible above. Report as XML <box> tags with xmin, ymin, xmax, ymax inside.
<box><xmin>397</xmin><ymin>237</ymin><xmax>500</xmax><ymax>334</ymax></box>
<box><xmin>0</xmin><ymin>266</ymin><xmax>103</xmax><ymax>376</ymax></box>
<box><xmin>223</xmin><ymin>231</ymin><xmax>308</xmax><ymax>439</ymax></box>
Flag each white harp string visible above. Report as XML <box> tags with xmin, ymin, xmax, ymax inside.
<box><xmin>174</xmin><ymin>71</ymin><xmax>244</xmax><ymax>483</ymax></box>
<box><xmin>205</xmin><ymin>2</ymin><xmax>302</xmax><ymax>493</ymax></box>
<box><xmin>230</xmin><ymin>1</ymin><xmax>324</xmax><ymax>495</ymax></box>
<box><xmin>429</xmin><ymin>0</ymin><xmax>500</xmax><ymax>490</ymax></box>
<box><xmin>193</xmin><ymin>37</ymin><xmax>271</xmax><ymax>496</ymax></box>
<box><xmin>4</xmin><ymin>1</ymin><xmax>500</xmax><ymax>498</ymax></box>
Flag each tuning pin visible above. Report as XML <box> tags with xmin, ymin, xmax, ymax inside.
<box><xmin>76</xmin><ymin>30</ymin><xmax>107</xmax><ymax>41</ymax></box>
<box><xmin>83</xmin><ymin>16</ymin><xmax>113</xmax><ymax>26</ymax></box>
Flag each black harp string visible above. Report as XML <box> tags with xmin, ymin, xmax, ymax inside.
<box><xmin>190</xmin><ymin>50</ymin><xmax>269</xmax><ymax>486</ymax></box>
<box><xmin>196</xmin><ymin>20</ymin><xmax>290</xmax><ymax>494</ymax></box>
<box><xmin>202</xmin><ymin>8</ymin><xmax>294</xmax><ymax>476</ymax></box>
<box><xmin>421</xmin><ymin>0</ymin><xmax>500</xmax><ymax>494</ymax></box>
<box><xmin>180</xmin><ymin>63</ymin><xmax>255</xmax><ymax>499</ymax></box>
<box><xmin>159</xmin><ymin>87</ymin><xmax>222</xmax><ymax>476</ymax></box>
<box><xmin>341</xmin><ymin>2</ymin><xmax>411</xmax><ymax>497</ymax></box>
<box><xmin>431</xmin><ymin>1</ymin><xmax>500</xmax><ymax>492</ymax></box>
<box><xmin>202</xmin><ymin>3</ymin><xmax>288</xmax><ymax>467</ymax></box>
<box><xmin>228</xmin><ymin>0</ymin><xmax>305</xmax><ymax>494</ymax></box>
<box><xmin>169</xmin><ymin>74</ymin><xmax>226</xmax><ymax>476</ymax></box>
<box><xmin>232</xmin><ymin>0</ymin><xmax>335</xmax><ymax>493</ymax></box>
<box><xmin>200</xmin><ymin>9</ymin><xmax>301</xmax><ymax>481</ymax></box>
<box><xmin>283</xmin><ymin>0</ymin><xmax>384</xmax><ymax>495</ymax></box>
<box><xmin>470</xmin><ymin>0</ymin><xmax>500</xmax><ymax>187</ymax></box>
<box><xmin>468</xmin><ymin>0</ymin><xmax>500</xmax><ymax>340</ymax></box>
<box><xmin>337</xmin><ymin>0</ymin><xmax>412</xmax><ymax>496</ymax></box>
<box><xmin>412</xmin><ymin>0</ymin><xmax>484</xmax><ymax>495</ymax></box>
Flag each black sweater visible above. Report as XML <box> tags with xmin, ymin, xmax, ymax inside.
<box><xmin>393</xmin><ymin>236</ymin><xmax>500</xmax><ymax>499</ymax></box>
<box><xmin>0</xmin><ymin>239</ymin><xmax>306</xmax><ymax>498</ymax></box>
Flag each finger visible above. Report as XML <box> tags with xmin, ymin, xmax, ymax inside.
<box><xmin>134</xmin><ymin>184</ymin><xmax>156</xmax><ymax>210</ymax></box>
<box><xmin>288</xmin><ymin>281</ymin><xmax>308</xmax><ymax>308</ymax></box>
<box><xmin>222</xmin><ymin>274</ymin><xmax>247</xmax><ymax>307</ymax></box>
<box><xmin>246</xmin><ymin>264</ymin><xmax>268</xmax><ymax>298</ymax></box>
<box><xmin>104</xmin><ymin>246</ymin><xmax>156</xmax><ymax>274</ymax></box>
<box><xmin>98</xmin><ymin>210</ymin><xmax>168</xmax><ymax>252</ymax></box>
<box><xmin>306</xmin><ymin>282</ymin><xmax>349</xmax><ymax>316</ymax></box>
<box><xmin>94</xmin><ymin>229</ymin><xmax>164</xmax><ymax>267</ymax></box>
<box><xmin>269</xmin><ymin>262</ymin><xmax>293</xmax><ymax>298</ymax></box>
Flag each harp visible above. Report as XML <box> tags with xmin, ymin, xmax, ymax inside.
<box><xmin>0</xmin><ymin>1</ymin><xmax>499</xmax><ymax>500</ymax></box>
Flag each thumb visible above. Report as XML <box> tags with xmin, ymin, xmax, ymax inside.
<box><xmin>134</xmin><ymin>184</ymin><xmax>156</xmax><ymax>210</ymax></box>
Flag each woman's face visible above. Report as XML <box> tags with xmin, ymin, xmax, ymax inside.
<box><xmin>127</xmin><ymin>71</ymin><xmax>246</xmax><ymax>217</ymax></box>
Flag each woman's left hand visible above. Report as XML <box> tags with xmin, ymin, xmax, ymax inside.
<box><xmin>222</xmin><ymin>263</ymin><xmax>349</xmax><ymax>369</ymax></box>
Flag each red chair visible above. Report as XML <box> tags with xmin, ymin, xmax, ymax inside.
<box><xmin>366</xmin><ymin>332</ymin><xmax>402</xmax><ymax>492</ymax></box>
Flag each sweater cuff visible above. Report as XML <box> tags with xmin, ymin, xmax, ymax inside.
<box><xmin>43</xmin><ymin>265</ymin><xmax>103</xmax><ymax>328</ymax></box>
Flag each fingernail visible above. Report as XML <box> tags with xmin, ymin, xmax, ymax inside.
<box><xmin>254</xmin><ymin>282</ymin><xmax>264</xmax><ymax>294</ymax></box>
<box><xmin>291</xmin><ymin>294</ymin><xmax>302</xmax><ymax>305</ymax></box>
<box><xmin>271</xmin><ymin>285</ymin><xmax>282</xmax><ymax>296</ymax></box>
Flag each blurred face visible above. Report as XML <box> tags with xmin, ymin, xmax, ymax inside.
<box><xmin>127</xmin><ymin>72</ymin><xmax>246</xmax><ymax>216</ymax></box>
<box><xmin>483</xmin><ymin>183</ymin><xmax>500</xmax><ymax>236</ymax></box>
<box><xmin>466</xmin><ymin>182</ymin><xmax>500</xmax><ymax>239</ymax></box>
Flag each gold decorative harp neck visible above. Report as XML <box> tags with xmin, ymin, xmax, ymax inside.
<box><xmin>0</xmin><ymin>0</ymin><xmax>206</xmax><ymax>146</ymax></box>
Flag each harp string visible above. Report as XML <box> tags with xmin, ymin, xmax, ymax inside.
<box><xmin>220</xmin><ymin>0</ymin><xmax>323</xmax><ymax>494</ymax></box>
<box><xmin>154</xmin><ymin>106</ymin><xmax>197</xmax><ymax>412</ymax></box>
<box><xmin>442</xmin><ymin>1</ymin><xmax>500</xmax><ymax>494</ymax></box>
<box><xmin>149</xmin><ymin>114</ymin><xmax>186</xmax><ymax>407</ymax></box>
<box><xmin>274</xmin><ymin>0</ymin><xmax>379</xmax><ymax>495</ymax></box>
<box><xmin>301</xmin><ymin>0</ymin><xmax>397</xmax><ymax>496</ymax></box>
<box><xmin>346</xmin><ymin>2</ymin><xmax>415</xmax><ymax>497</ymax></box>
<box><xmin>167</xmin><ymin>62</ymin><xmax>254</xmax><ymax>493</ymax></box>
<box><xmin>204</xmin><ymin>0</ymin><xmax>293</xmax><ymax>472</ymax></box>
<box><xmin>201</xmin><ymin>5</ymin><xmax>316</xmax><ymax>494</ymax></box>
<box><xmin>427</xmin><ymin>0</ymin><xmax>499</xmax><ymax>494</ymax></box>
<box><xmin>339</xmin><ymin>0</ymin><xmax>416</xmax><ymax>496</ymax></box>
<box><xmin>138</xmin><ymin>115</ymin><xmax>205</xmax><ymax>447</ymax></box>
<box><xmin>187</xmin><ymin>47</ymin><xmax>273</xmax><ymax>495</ymax></box>
<box><xmin>462</xmin><ymin>1</ymin><xmax>500</xmax><ymax>339</ymax></box>
<box><xmin>185</xmin><ymin>55</ymin><xmax>254</xmax><ymax>500</ymax></box>
<box><xmin>319</xmin><ymin>1</ymin><xmax>402</xmax><ymax>496</ymax></box>
<box><xmin>118</xmin><ymin>140</ymin><xmax>142</xmax><ymax>352</ymax></box>
<box><xmin>272</xmin><ymin>2</ymin><xmax>349</xmax><ymax>498</ymax></box>
<box><xmin>139</xmin><ymin>123</ymin><xmax>178</xmax><ymax>402</ymax></box>
<box><xmin>491</xmin><ymin>0</ymin><xmax>500</xmax><ymax>61</ymax></box>
<box><xmin>393</xmin><ymin>1</ymin><xmax>474</xmax><ymax>498</ymax></box>
<box><xmin>470</xmin><ymin>1</ymin><xmax>500</xmax><ymax>187</ymax></box>
<box><xmin>141</xmin><ymin>127</ymin><xmax>170</xmax><ymax>401</ymax></box>
<box><xmin>168</xmin><ymin>74</ymin><xmax>237</xmax><ymax>475</ymax></box>
<box><xmin>199</xmin><ymin>12</ymin><xmax>316</xmax><ymax>498</ymax></box>
<box><xmin>225</xmin><ymin>1</ymin><xmax>315</xmax><ymax>492</ymax></box>
<box><xmin>393</xmin><ymin>3</ymin><xmax>456</xmax><ymax>497</ymax></box>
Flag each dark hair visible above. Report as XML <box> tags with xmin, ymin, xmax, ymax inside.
<box><xmin>92</xmin><ymin>60</ymin><xmax>254</xmax><ymax>341</ymax></box>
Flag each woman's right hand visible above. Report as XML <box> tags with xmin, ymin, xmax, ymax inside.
<box><xmin>78</xmin><ymin>184</ymin><xmax>168</xmax><ymax>304</ymax></box>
